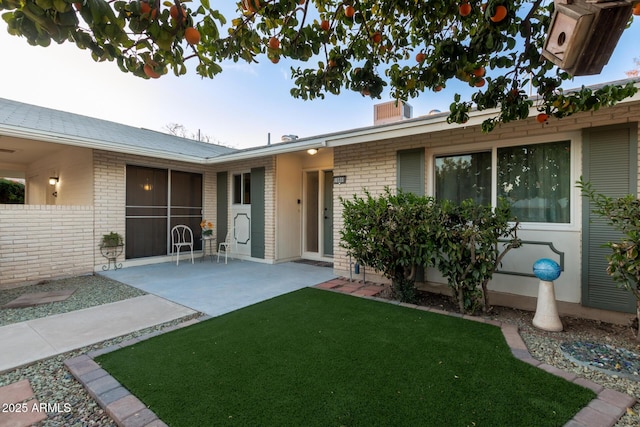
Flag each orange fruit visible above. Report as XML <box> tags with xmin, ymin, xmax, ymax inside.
<box><xmin>328</xmin><ymin>59</ymin><xmax>337</xmax><ymax>68</ymax></box>
<box><xmin>320</xmin><ymin>19</ymin><xmax>330</xmax><ymax>31</ymax></box>
<box><xmin>459</xmin><ymin>2</ymin><xmax>472</xmax><ymax>17</ymax></box>
<box><xmin>170</xmin><ymin>4</ymin><xmax>186</xmax><ymax>21</ymax></box>
<box><xmin>434</xmin><ymin>85</ymin><xmax>443</xmax><ymax>92</ymax></box>
<box><xmin>184</xmin><ymin>27</ymin><xmax>200</xmax><ymax>44</ymax></box>
<box><xmin>472</xmin><ymin>66</ymin><xmax>485</xmax><ymax>77</ymax></box>
<box><xmin>270</xmin><ymin>55</ymin><xmax>280</xmax><ymax>64</ymax></box>
<box><xmin>474</xmin><ymin>78</ymin><xmax>485</xmax><ymax>87</ymax></box>
<box><xmin>536</xmin><ymin>113</ymin><xmax>548</xmax><ymax>123</ymax></box>
<box><xmin>143</xmin><ymin>64</ymin><xmax>161</xmax><ymax>79</ymax></box>
<box><xmin>371</xmin><ymin>32</ymin><xmax>382</xmax><ymax>44</ymax></box>
<box><xmin>344</xmin><ymin>5</ymin><xmax>355</xmax><ymax>18</ymax></box>
<box><xmin>268</xmin><ymin>36</ymin><xmax>280</xmax><ymax>49</ymax></box>
<box><xmin>416</xmin><ymin>52</ymin><xmax>426</xmax><ymax>63</ymax></box>
<box><xmin>490</xmin><ymin>5</ymin><xmax>507</xmax><ymax>22</ymax></box>
<box><xmin>634</xmin><ymin>3</ymin><xmax>640</xmax><ymax>15</ymax></box>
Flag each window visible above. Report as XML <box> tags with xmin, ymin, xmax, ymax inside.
<box><xmin>434</xmin><ymin>140</ymin><xmax>571</xmax><ymax>224</ymax></box>
<box><xmin>497</xmin><ymin>140</ymin><xmax>570</xmax><ymax>223</ymax></box>
<box><xmin>435</xmin><ymin>152</ymin><xmax>491</xmax><ymax>205</ymax></box>
<box><xmin>233</xmin><ymin>172</ymin><xmax>251</xmax><ymax>205</ymax></box>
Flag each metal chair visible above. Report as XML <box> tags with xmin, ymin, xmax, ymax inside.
<box><xmin>171</xmin><ymin>225</ymin><xmax>194</xmax><ymax>265</ymax></box>
<box><xmin>217</xmin><ymin>228</ymin><xmax>236</xmax><ymax>264</ymax></box>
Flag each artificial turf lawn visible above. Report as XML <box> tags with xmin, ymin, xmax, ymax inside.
<box><xmin>96</xmin><ymin>288</ymin><xmax>595</xmax><ymax>426</ymax></box>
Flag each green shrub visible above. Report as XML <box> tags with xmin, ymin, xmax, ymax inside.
<box><xmin>432</xmin><ymin>198</ymin><xmax>520</xmax><ymax>314</ymax></box>
<box><xmin>340</xmin><ymin>188</ymin><xmax>437</xmax><ymax>302</ymax></box>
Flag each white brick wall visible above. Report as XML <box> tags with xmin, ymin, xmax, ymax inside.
<box><xmin>0</xmin><ymin>205</ymin><xmax>95</xmax><ymax>289</ymax></box>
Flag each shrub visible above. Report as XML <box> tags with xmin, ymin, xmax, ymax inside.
<box><xmin>431</xmin><ymin>198</ymin><xmax>520</xmax><ymax>314</ymax></box>
<box><xmin>340</xmin><ymin>188</ymin><xmax>437</xmax><ymax>302</ymax></box>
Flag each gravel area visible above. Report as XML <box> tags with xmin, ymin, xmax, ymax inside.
<box><xmin>1</xmin><ymin>276</ymin><xmax>640</xmax><ymax>426</ymax></box>
<box><xmin>0</xmin><ymin>275</ymin><xmax>202</xmax><ymax>426</ymax></box>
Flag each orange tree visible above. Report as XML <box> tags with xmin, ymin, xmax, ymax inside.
<box><xmin>1</xmin><ymin>0</ymin><xmax>637</xmax><ymax>130</ymax></box>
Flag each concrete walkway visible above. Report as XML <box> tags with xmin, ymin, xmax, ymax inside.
<box><xmin>0</xmin><ymin>260</ymin><xmax>336</xmax><ymax>373</ymax></box>
<box><xmin>99</xmin><ymin>259</ymin><xmax>337</xmax><ymax>317</ymax></box>
<box><xmin>0</xmin><ymin>295</ymin><xmax>195</xmax><ymax>373</ymax></box>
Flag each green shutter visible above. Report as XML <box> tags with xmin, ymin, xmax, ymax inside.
<box><xmin>397</xmin><ymin>149</ymin><xmax>425</xmax><ymax>196</ymax></box>
<box><xmin>250</xmin><ymin>167</ymin><xmax>265</xmax><ymax>259</ymax></box>
<box><xmin>216</xmin><ymin>172</ymin><xmax>228</xmax><ymax>245</ymax></box>
<box><xmin>582</xmin><ymin>125</ymin><xmax>637</xmax><ymax>313</ymax></box>
<box><xmin>397</xmin><ymin>149</ymin><xmax>425</xmax><ymax>281</ymax></box>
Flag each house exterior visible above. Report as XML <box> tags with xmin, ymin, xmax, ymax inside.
<box><xmin>1</xmin><ymin>79</ymin><xmax>639</xmax><ymax>323</ymax></box>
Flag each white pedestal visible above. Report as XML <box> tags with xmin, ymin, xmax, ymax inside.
<box><xmin>532</xmin><ymin>280</ymin><xmax>563</xmax><ymax>332</ymax></box>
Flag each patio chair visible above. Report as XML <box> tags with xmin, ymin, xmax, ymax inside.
<box><xmin>217</xmin><ymin>228</ymin><xmax>236</xmax><ymax>264</ymax></box>
<box><xmin>171</xmin><ymin>225</ymin><xmax>194</xmax><ymax>266</ymax></box>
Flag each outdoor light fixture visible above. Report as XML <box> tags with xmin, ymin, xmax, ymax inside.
<box><xmin>49</xmin><ymin>177</ymin><xmax>59</xmax><ymax>186</ymax></box>
<box><xmin>307</xmin><ymin>148</ymin><xmax>319</xmax><ymax>155</ymax></box>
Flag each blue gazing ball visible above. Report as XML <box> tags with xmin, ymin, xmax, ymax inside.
<box><xmin>533</xmin><ymin>258</ymin><xmax>561</xmax><ymax>281</ymax></box>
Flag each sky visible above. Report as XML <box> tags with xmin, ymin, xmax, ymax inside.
<box><xmin>0</xmin><ymin>5</ymin><xmax>639</xmax><ymax>150</ymax></box>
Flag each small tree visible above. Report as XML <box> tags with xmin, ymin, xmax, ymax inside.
<box><xmin>432</xmin><ymin>198</ymin><xmax>520</xmax><ymax>314</ymax></box>
<box><xmin>579</xmin><ymin>178</ymin><xmax>640</xmax><ymax>340</ymax></box>
<box><xmin>0</xmin><ymin>178</ymin><xmax>25</xmax><ymax>204</ymax></box>
<box><xmin>340</xmin><ymin>188</ymin><xmax>437</xmax><ymax>303</ymax></box>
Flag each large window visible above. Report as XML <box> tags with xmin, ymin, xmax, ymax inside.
<box><xmin>434</xmin><ymin>140</ymin><xmax>571</xmax><ymax>224</ymax></box>
<box><xmin>497</xmin><ymin>140</ymin><xmax>570</xmax><ymax>223</ymax></box>
<box><xmin>435</xmin><ymin>151</ymin><xmax>491</xmax><ymax>205</ymax></box>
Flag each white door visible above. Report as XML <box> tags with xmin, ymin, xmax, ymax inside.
<box><xmin>231</xmin><ymin>172</ymin><xmax>251</xmax><ymax>256</ymax></box>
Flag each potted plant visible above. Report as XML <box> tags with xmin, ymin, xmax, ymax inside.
<box><xmin>200</xmin><ymin>220</ymin><xmax>214</xmax><ymax>238</ymax></box>
<box><xmin>99</xmin><ymin>231</ymin><xmax>124</xmax><ymax>270</ymax></box>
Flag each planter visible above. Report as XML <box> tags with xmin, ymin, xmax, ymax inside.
<box><xmin>100</xmin><ymin>244</ymin><xmax>124</xmax><ymax>271</ymax></box>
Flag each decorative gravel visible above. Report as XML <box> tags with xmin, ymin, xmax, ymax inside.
<box><xmin>0</xmin><ymin>275</ymin><xmax>146</xmax><ymax>327</ymax></box>
<box><xmin>2</xmin><ymin>276</ymin><xmax>640</xmax><ymax>426</ymax></box>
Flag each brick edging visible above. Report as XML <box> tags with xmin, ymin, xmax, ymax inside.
<box><xmin>64</xmin><ymin>317</ymin><xmax>207</xmax><ymax>427</ymax></box>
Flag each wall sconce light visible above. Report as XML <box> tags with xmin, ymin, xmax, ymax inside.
<box><xmin>49</xmin><ymin>177</ymin><xmax>59</xmax><ymax>186</ymax></box>
<box><xmin>307</xmin><ymin>148</ymin><xmax>319</xmax><ymax>156</ymax></box>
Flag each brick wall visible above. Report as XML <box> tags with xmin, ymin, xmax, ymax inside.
<box><xmin>0</xmin><ymin>205</ymin><xmax>95</xmax><ymax>289</ymax></box>
<box><xmin>331</xmin><ymin>102</ymin><xmax>640</xmax><ymax>282</ymax></box>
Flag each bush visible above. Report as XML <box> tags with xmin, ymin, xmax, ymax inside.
<box><xmin>432</xmin><ymin>198</ymin><xmax>520</xmax><ymax>314</ymax></box>
<box><xmin>340</xmin><ymin>189</ymin><xmax>521</xmax><ymax>311</ymax></box>
<box><xmin>340</xmin><ymin>188</ymin><xmax>437</xmax><ymax>302</ymax></box>
<box><xmin>0</xmin><ymin>178</ymin><xmax>24</xmax><ymax>204</ymax></box>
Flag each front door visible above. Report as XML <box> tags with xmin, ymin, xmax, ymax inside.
<box><xmin>303</xmin><ymin>169</ymin><xmax>333</xmax><ymax>260</ymax></box>
<box><xmin>230</xmin><ymin>171</ymin><xmax>252</xmax><ymax>256</ymax></box>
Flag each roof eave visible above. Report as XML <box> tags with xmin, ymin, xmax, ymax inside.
<box><xmin>0</xmin><ymin>125</ymin><xmax>212</xmax><ymax>164</ymax></box>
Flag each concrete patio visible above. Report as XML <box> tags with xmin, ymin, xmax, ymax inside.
<box><xmin>99</xmin><ymin>259</ymin><xmax>337</xmax><ymax>317</ymax></box>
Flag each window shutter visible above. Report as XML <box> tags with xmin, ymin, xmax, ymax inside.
<box><xmin>397</xmin><ymin>149</ymin><xmax>425</xmax><ymax>196</ymax></box>
<box><xmin>582</xmin><ymin>125</ymin><xmax>637</xmax><ymax>313</ymax></box>
<box><xmin>250</xmin><ymin>167</ymin><xmax>266</xmax><ymax>259</ymax></box>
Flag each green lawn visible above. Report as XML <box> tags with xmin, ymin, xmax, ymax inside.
<box><xmin>96</xmin><ymin>288</ymin><xmax>594</xmax><ymax>426</ymax></box>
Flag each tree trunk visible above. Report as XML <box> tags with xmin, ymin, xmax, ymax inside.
<box><xmin>457</xmin><ymin>287</ymin><xmax>465</xmax><ymax>313</ymax></box>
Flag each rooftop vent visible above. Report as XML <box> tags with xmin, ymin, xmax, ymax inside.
<box><xmin>281</xmin><ymin>134</ymin><xmax>299</xmax><ymax>142</ymax></box>
<box><xmin>374</xmin><ymin>100</ymin><xmax>412</xmax><ymax>125</ymax></box>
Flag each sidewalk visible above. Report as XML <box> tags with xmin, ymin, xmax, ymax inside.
<box><xmin>0</xmin><ymin>294</ymin><xmax>196</xmax><ymax>373</ymax></box>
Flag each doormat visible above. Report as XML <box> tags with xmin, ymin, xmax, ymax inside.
<box><xmin>2</xmin><ymin>289</ymin><xmax>76</xmax><ymax>309</ymax></box>
<box><xmin>293</xmin><ymin>260</ymin><xmax>334</xmax><ymax>268</ymax></box>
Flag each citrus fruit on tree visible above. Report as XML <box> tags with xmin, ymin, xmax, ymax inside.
<box><xmin>459</xmin><ymin>2</ymin><xmax>472</xmax><ymax>17</ymax></box>
<box><xmin>490</xmin><ymin>5</ymin><xmax>507</xmax><ymax>22</ymax></box>
<box><xmin>184</xmin><ymin>27</ymin><xmax>200</xmax><ymax>45</ymax></box>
